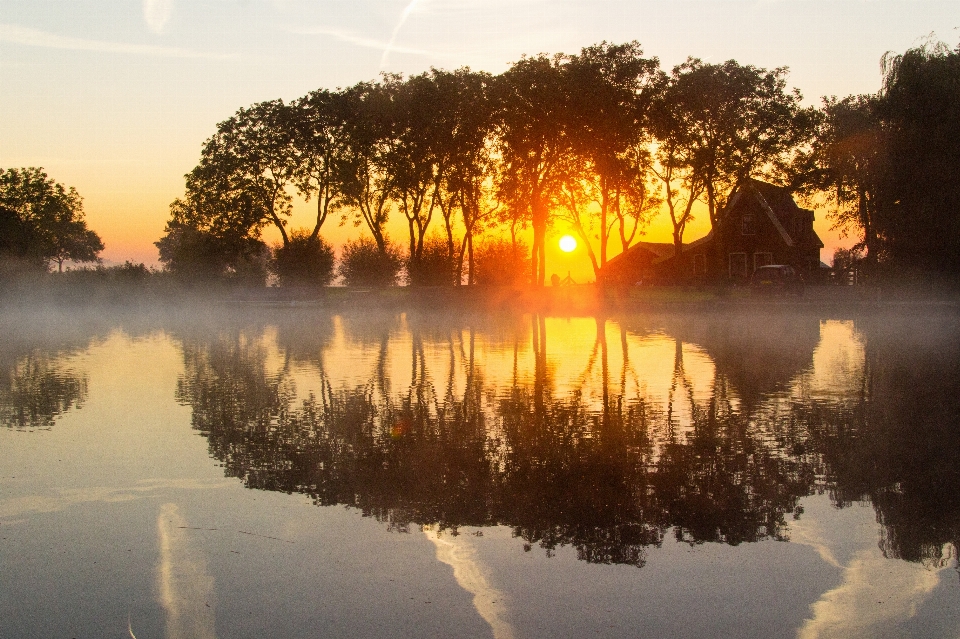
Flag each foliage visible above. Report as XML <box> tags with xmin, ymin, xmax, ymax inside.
<box><xmin>157</xmin><ymin>38</ymin><xmax>960</xmax><ymax>285</ymax></box>
<box><xmin>156</xmin><ymin>224</ymin><xmax>268</xmax><ymax>284</ymax></box>
<box><xmin>337</xmin><ymin>236</ymin><xmax>403</xmax><ymax>287</ymax></box>
<box><xmin>407</xmin><ymin>234</ymin><xmax>456</xmax><ymax>286</ymax></box>
<box><xmin>472</xmin><ymin>238</ymin><xmax>530</xmax><ymax>287</ymax></box>
<box><xmin>270</xmin><ymin>229</ymin><xmax>335</xmax><ymax>288</ymax></box>
<box><xmin>0</xmin><ymin>168</ymin><xmax>103</xmax><ymax>272</ymax></box>
<box><xmin>875</xmin><ymin>40</ymin><xmax>960</xmax><ymax>275</ymax></box>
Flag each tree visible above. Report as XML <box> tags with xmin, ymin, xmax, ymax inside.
<box><xmin>0</xmin><ymin>168</ymin><xmax>103</xmax><ymax>272</ymax></box>
<box><xmin>427</xmin><ymin>68</ymin><xmax>497</xmax><ymax>286</ymax></box>
<box><xmin>650</xmin><ymin>88</ymin><xmax>704</xmax><ymax>258</ymax></box>
<box><xmin>563</xmin><ymin>42</ymin><xmax>661</xmax><ymax>276</ymax></box>
<box><xmin>875</xmin><ymin>40</ymin><xmax>960</xmax><ymax>275</ymax></box>
<box><xmin>650</xmin><ymin>60</ymin><xmax>809</xmax><ymax>261</ymax></box>
<box><xmin>336</xmin><ymin>80</ymin><xmax>398</xmax><ymax>256</ymax></box>
<box><xmin>808</xmin><ymin>95</ymin><xmax>886</xmax><ymax>267</ymax></box>
<box><xmin>290</xmin><ymin>89</ymin><xmax>347</xmax><ymax>242</ymax></box>
<box><xmin>156</xmin><ymin>162</ymin><xmax>270</xmax><ymax>283</ymax></box>
<box><xmin>494</xmin><ymin>54</ymin><xmax>574</xmax><ymax>287</ymax></box>
<box><xmin>203</xmin><ymin>100</ymin><xmax>299</xmax><ymax>247</ymax></box>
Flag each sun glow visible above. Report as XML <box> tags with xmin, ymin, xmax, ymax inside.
<box><xmin>559</xmin><ymin>235</ymin><xmax>577</xmax><ymax>252</ymax></box>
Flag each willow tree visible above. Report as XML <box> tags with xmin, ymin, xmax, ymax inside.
<box><xmin>876</xmin><ymin>40</ymin><xmax>960</xmax><ymax>274</ymax></box>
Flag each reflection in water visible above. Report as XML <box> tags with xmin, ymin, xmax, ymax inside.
<box><xmin>170</xmin><ymin>312</ymin><xmax>878</xmax><ymax>569</ymax></box>
<box><xmin>157</xmin><ymin>502</ymin><xmax>218</xmax><ymax>639</ymax></box>
<box><xmin>0</xmin><ymin>350</ymin><xmax>87</xmax><ymax>429</ymax></box>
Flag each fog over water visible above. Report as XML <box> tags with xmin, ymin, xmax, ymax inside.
<box><xmin>1</xmin><ymin>305</ymin><xmax>959</xmax><ymax>638</ymax></box>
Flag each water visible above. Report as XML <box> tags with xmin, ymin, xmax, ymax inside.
<box><xmin>2</xmin><ymin>306</ymin><xmax>959</xmax><ymax>639</ymax></box>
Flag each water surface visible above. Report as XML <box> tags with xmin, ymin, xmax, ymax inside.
<box><xmin>2</xmin><ymin>307</ymin><xmax>959</xmax><ymax>638</ymax></box>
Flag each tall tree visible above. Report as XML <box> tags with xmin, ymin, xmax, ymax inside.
<box><xmin>431</xmin><ymin>68</ymin><xmax>497</xmax><ymax>285</ymax></box>
<box><xmin>564</xmin><ymin>42</ymin><xmax>661</xmax><ymax>272</ymax></box>
<box><xmin>290</xmin><ymin>89</ymin><xmax>347</xmax><ymax>242</ymax></box>
<box><xmin>494</xmin><ymin>55</ymin><xmax>573</xmax><ymax>287</ymax></box>
<box><xmin>876</xmin><ymin>40</ymin><xmax>960</xmax><ymax>274</ymax></box>
<box><xmin>0</xmin><ymin>167</ymin><xmax>103</xmax><ymax>271</ymax></box>
<box><xmin>336</xmin><ymin>80</ymin><xmax>398</xmax><ymax>255</ymax></box>
<box><xmin>202</xmin><ymin>100</ymin><xmax>299</xmax><ymax>248</ymax></box>
<box><xmin>807</xmin><ymin>95</ymin><xmax>885</xmax><ymax>266</ymax></box>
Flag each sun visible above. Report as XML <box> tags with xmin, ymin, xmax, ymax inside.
<box><xmin>559</xmin><ymin>235</ymin><xmax>577</xmax><ymax>252</ymax></box>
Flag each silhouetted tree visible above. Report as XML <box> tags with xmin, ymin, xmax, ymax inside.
<box><xmin>808</xmin><ymin>95</ymin><xmax>886</xmax><ymax>267</ymax></box>
<box><xmin>0</xmin><ymin>168</ymin><xmax>103</xmax><ymax>272</ymax></box>
<box><xmin>875</xmin><ymin>40</ymin><xmax>960</xmax><ymax>275</ymax></box>
<box><xmin>336</xmin><ymin>80</ymin><xmax>397</xmax><ymax>256</ymax></box>
<box><xmin>562</xmin><ymin>42</ymin><xmax>661</xmax><ymax>276</ymax></box>
<box><xmin>494</xmin><ymin>55</ymin><xmax>573</xmax><ymax>287</ymax></box>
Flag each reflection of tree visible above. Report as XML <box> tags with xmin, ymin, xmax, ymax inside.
<box><xmin>177</xmin><ymin>315</ymin><xmax>827</xmax><ymax>568</ymax></box>
<box><xmin>794</xmin><ymin>316</ymin><xmax>960</xmax><ymax>567</ymax></box>
<box><xmin>0</xmin><ymin>344</ymin><xmax>88</xmax><ymax>430</ymax></box>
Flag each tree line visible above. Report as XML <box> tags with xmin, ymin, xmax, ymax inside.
<box><xmin>2</xmin><ymin>39</ymin><xmax>958</xmax><ymax>286</ymax></box>
<box><xmin>156</xmin><ymin>38</ymin><xmax>960</xmax><ymax>287</ymax></box>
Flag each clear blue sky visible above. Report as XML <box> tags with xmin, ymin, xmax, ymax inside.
<box><xmin>1</xmin><ymin>0</ymin><xmax>958</xmax><ymax>265</ymax></box>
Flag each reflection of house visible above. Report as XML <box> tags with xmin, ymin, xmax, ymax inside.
<box><xmin>601</xmin><ymin>180</ymin><xmax>824</xmax><ymax>284</ymax></box>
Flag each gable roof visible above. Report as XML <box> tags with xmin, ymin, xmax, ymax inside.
<box><xmin>725</xmin><ymin>179</ymin><xmax>824</xmax><ymax>249</ymax></box>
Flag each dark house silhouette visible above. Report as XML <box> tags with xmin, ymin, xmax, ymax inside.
<box><xmin>601</xmin><ymin>180</ymin><xmax>824</xmax><ymax>284</ymax></box>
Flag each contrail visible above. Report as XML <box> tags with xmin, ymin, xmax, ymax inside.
<box><xmin>379</xmin><ymin>0</ymin><xmax>422</xmax><ymax>69</ymax></box>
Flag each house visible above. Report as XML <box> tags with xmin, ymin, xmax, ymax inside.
<box><xmin>600</xmin><ymin>180</ymin><xmax>824</xmax><ymax>284</ymax></box>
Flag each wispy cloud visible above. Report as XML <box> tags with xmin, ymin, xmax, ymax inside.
<box><xmin>380</xmin><ymin>0</ymin><xmax>424</xmax><ymax>69</ymax></box>
<box><xmin>0</xmin><ymin>23</ymin><xmax>237</xmax><ymax>60</ymax></box>
<box><xmin>143</xmin><ymin>0</ymin><xmax>174</xmax><ymax>35</ymax></box>
<box><xmin>293</xmin><ymin>25</ymin><xmax>435</xmax><ymax>57</ymax></box>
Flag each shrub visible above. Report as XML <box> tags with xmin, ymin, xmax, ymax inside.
<box><xmin>472</xmin><ymin>238</ymin><xmax>530</xmax><ymax>286</ymax></box>
<box><xmin>271</xmin><ymin>230</ymin><xmax>335</xmax><ymax>287</ymax></box>
<box><xmin>338</xmin><ymin>237</ymin><xmax>403</xmax><ymax>287</ymax></box>
<box><xmin>408</xmin><ymin>235</ymin><xmax>457</xmax><ymax>286</ymax></box>
<box><xmin>156</xmin><ymin>225</ymin><xmax>269</xmax><ymax>285</ymax></box>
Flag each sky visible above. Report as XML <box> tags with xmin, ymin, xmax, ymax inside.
<box><xmin>1</xmin><ymin>0</ymin><xmax>959</xmax><ymax>275</ymax></box>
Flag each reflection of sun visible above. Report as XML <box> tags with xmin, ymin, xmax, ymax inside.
<box><xmin>559</xmin><ymin>235</ymin><xmax>577</xmax><ymax>252</ymax></box>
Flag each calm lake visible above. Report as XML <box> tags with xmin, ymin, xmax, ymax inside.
<box><xmin>2</xmin><ymin>305</ymin><xmax>959</xmax><ymax>638</ymax></box>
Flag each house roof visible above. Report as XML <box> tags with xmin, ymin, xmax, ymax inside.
<box><xmin>730</xmin><ymin>180</ymin><xmax>824</xmax><ymax>249</ymax></box>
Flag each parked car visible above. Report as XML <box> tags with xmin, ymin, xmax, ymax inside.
<box><xmin>750</xmin><ymin>265</ymin><xmax>804</xmax><ymax>296</ymax></box>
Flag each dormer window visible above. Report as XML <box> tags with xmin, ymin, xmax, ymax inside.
<box><xmin>741</xmin><ymin>214</ymin><xmax>756</xmax><ymax>235</ymax></box>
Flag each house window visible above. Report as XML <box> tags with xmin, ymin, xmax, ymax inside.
<box><xmin>693</xmin><ymin>254</ymin><xmax>706</xmax><ymax>276</ymax></box>
<box><xmin>741</xmin><ymin>214</ymin><xmax>756</xmax><ymax>235</ymax></box>
<box><xmin>729</xmin><ymin>252</ymin><xmax>748</xmax><ymax>278</ymax></box>
<box><xmin>754</xmin><ymin>252</ymin><xmax>773</xmax><ymax>271</ymax></box>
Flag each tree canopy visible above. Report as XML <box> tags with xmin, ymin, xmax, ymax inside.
<box><xmin>158</xmin><ymin>38</ymin><xmax>960</xmax><ymax>286</ymax></box>
<box><xmin>0</xmin><ymin>168</ymin><xmax>103</xmax><ymax>272</ymax></box>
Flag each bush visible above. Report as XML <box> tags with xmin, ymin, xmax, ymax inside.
<box><xmin>472</xmin><ymin>238</ymin><xmax>529</xmax><ymax>286</ymax></box>
<box><xmin>155</xmin><ymin>225</ymin><xmax>268</xmax><ymax>285</ymax></box>
<box><xmin>408</xmin><ymin>235</ymin><xmax>457</xmax><ymax>286</ymax></box>
<box><xmin>338</xmin><ymin>237</ymin><xmax>403</xmax><ymax>287</ymax></box>
<box><xmin>270</xmin><ymin>230</ymin><xmax>335</xmax><ymax>287</ymax></box>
